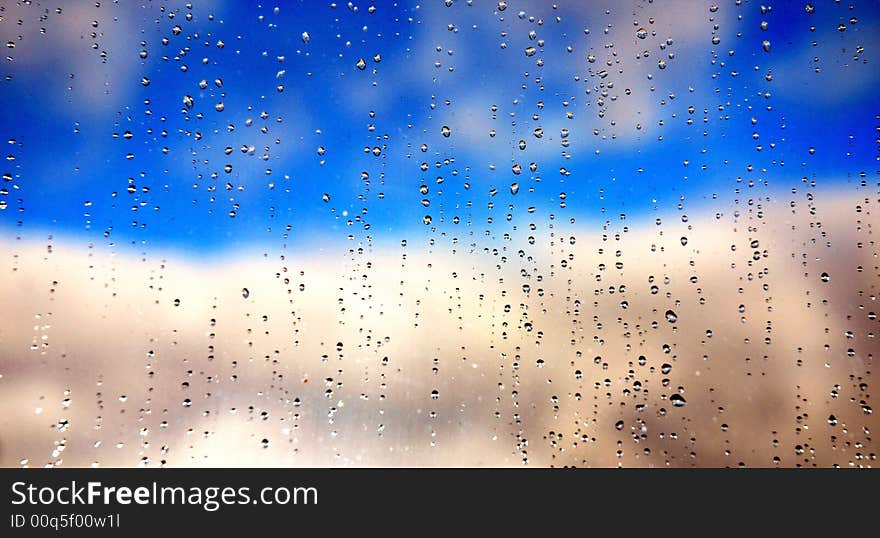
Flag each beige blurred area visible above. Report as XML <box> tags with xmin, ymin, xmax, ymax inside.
<box><xmin>0</xmin><ymin>190</ymin><xmax>877</xmax><ymax>468</ymax></box>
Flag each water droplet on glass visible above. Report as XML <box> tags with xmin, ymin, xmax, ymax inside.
<box><xmin>670</xmin><ymin>394</ymin><xmax>687</xmax><ymax>407</ymax></box>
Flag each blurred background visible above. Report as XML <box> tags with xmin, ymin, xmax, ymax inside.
<box><xmin>0</xmin><ymin>0</ymin><xmax>877</xmax><ymax>467</ymax></box>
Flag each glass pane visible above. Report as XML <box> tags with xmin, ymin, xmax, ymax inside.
<box><xmin>1</xmin><ymin>1</ymin><xmax>876</xmax><ymax>467</ymax></box>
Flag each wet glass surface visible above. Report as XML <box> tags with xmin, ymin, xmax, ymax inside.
<box><xmin>0</xmin><ymin>1</ymin><xmax>877</xmax><ymax>467</ymax></box>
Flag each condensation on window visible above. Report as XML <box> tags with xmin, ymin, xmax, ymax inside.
<box><xmin>0</xmin><ymin>1</ymin><xmax>876</xmax><ymax>467</ymax></box>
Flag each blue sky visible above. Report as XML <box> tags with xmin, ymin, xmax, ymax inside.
<box><xmin>1</xmin><ymin>0</ymin><xmax>878</xmax><ymax>254</ymax></box>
